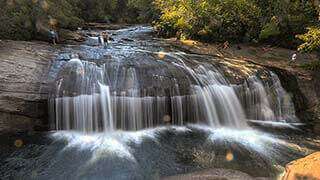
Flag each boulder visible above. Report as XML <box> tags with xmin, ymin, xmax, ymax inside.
<box><xmin>282</xmin><ymin>152</ymin><xmax>320</xmax><ymax>180</ymax></box>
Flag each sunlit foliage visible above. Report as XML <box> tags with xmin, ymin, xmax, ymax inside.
<box><xmin>296</xmin><ymin>2</ymin><xmax>320</xmax><ymax>54</ymax></box>
<box><xmin>297</xmin><ymin>27</ymin><xmax>320</xmax><ymax>53</ymax></box>
<box><xmin>297</xmin><ymin>26</ymin><xmax>320</xmax><ymax>70</ymax></box>
<box><xmin>155</xmin><ymin>0</ymin><xmax>261</xmax><ymax>42</ymax></box>
<box><xmin>154</xmin><ymin>0</ymin><xmax>319</xmax><ymax>46</ymax></box>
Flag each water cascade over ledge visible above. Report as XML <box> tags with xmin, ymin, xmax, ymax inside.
<box><xmin>49</xmin><ymin>26</ymin><xmax>298</xmax><ymax>132</ymax></box>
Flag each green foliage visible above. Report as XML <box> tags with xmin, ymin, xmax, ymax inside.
<box><xmin>0</xmin><ymin>0</ymin><xmax>159</xmax><ymax>40</ymax></box>
<box><xmin>128</xmin><ymin>0</ymin><xmax>159</xmax><ymax>23</ymax></box>
<box><xmin>77</xmin><ymin>0</ymin><xmax>159</xmax><ymax>23</ymax></box>
<box><xmin>259</xmin><ymin>17</ymin><xmax>280</xmax><ymax>41</ymax></box>
<box><xmin>0</xmin><ymin>0</ymin><xmax>83</xmax><ymax>40</ymax></box>
<box><xmin>1</xmin><ymin>0</ymin><xmax>318</xmax><ymax>47</ymax></box>
<box><xmin>76</xmin><ymin>0</ymin><xmax>118</xmax><ymax>22</ymax></box>
<box><xmin>296</xmin><ymin>0</ymin><xmax>320</xmax><ymax>54</ymax></box>
<box><xmin>297</xmin><ymin>27</ymin><xmax>320</xmax><ymax>53</ymax></box>
<box><xmin>47</xmin><ymin>0</ymin><xmax>83</xmax><ymax>29</ymax></box>
<box><xmin>256</xmin><ymin>0</ymin><xmax>318</xmax><ymax>46</ymax></box>
<box><xmin>154</xmin><ymin>0</ymin><xmax>319</xmax><ymax>46</ymax></box>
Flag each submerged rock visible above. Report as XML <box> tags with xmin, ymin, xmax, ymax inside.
<box><xmin>282</xmin><ymin>152</ymin><xmax>320</xmax><ymax>180</ymax></box>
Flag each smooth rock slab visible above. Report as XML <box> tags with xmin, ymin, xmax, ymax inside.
<box><xmin>0</xmin><ymin>40</ymin><xmax>56</xmax><ymax>132</ymax></box>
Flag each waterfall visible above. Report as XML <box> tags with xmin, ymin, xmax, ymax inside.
<box><xmin>50</xmin><ymin>52</ymin><xmax>297</xmax><ymax>132</ymax></box>
<box><xmin>237</xmin><ymin>72</ymin><xmax>298</xmax><ymax>123</ymax></box>
<box><xmin>49</xmin><ymin>27</ymin><xmax>298</xmax><ymax>132</ymax></box>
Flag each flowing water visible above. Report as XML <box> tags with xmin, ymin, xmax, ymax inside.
<box><xmin>0</xmin><ymin>26</ymin><xmax>311</xmax><ymax>180</ymax></box>
<box><xmin>49</xmin><ymin>26</ymin><xmax>297</xmax><ymax>132</ymax></box>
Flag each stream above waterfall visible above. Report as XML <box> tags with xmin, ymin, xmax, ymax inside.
<box><xmin>1</xmin><ymin>25</ymin><xmax>318</xmax><ymax>180</ymax></box>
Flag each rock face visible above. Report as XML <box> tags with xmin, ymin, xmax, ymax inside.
<box><xmin>0</xmin><ymin>40</ymin><xmax>55</xmax><ymax>133</ymax></box>
<box><xmin>282</xmin><ymin>152</ymin><xmax>320</xmax><ymax>180</ymax></box>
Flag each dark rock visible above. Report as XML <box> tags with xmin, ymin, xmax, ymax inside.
<box><xmin>121</xmin><ymin>38</ymin><xmax>135</xmax><ymax>42</ymax></box>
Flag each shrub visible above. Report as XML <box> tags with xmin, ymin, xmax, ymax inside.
<box><xmin>259</xmin><ymin>16</ymin><xmax>281</xmax><ymax>41</ymax></box>
<box><xmin>297</xmin><ymin>27</ymin><xmax>320</xmax><ymax>53</ymax></box>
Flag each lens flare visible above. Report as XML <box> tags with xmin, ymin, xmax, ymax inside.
<box><xmin>157</xmin><ymin>51</ymin><xmax>166</xmax><ymax>59</ymax></box>
<box><xmin>163</xmin><ymin>115</ymin><xmax>171</xmax><ymax>123</ymax></box>
<box><xmin>14</xmin><ymin>139</ymin><xmax>23</xmax><ymax>148</ymax></box>
<box><xmin>226</xmin><ymin>150</ymin><xmax>234</xmax><ymax>162</ymax></box>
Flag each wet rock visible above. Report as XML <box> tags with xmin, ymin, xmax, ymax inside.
<box><xmin>282</xmin><ymin>152</ymin><xmax>320</xmax><ymax>180</ymax></box>
<box><xmin>0</xmin><ymin>40</ymin><xmax>55</xmax><ymax>133</ymax></box>
<box><xmin>121</xmin><ymin>38</ymin><xmax>135</xmax><ymax>42</ymax></box>
<box><xmin>163</xmin><ymin>168</ymin><xmax>271</xmax><ymax>180</ymax></box>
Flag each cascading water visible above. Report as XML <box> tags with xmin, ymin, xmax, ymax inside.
<box><xmin>236</xmin><ymin>72</ymin><xmax>298</xmax><ymax>123</ymax></box>
<box><xmin>50</xmin><ymin>56</ymin><xmax>244</xmax><ymax>131</ymax></box>
<box><xmin>49</xmin><ymin>27</ymin><xmax>297</xmax><ymax>132</ymax></box>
